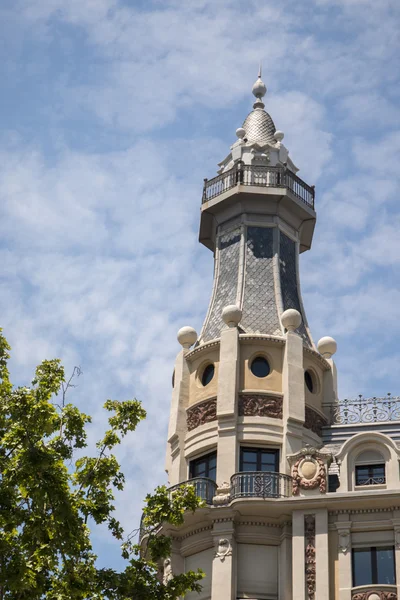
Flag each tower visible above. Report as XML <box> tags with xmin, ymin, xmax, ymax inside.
<box><xmin>160</xmin><ymin>72</ymin><xmax>400</xmax><ymax>600</ymax></box>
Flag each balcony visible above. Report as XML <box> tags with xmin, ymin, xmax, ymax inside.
<box><xmin>168</xmin><ymin>477</ymin><xmax>217</xmax><ymax>505</ymax></box>
<box><xmin>202</xmin><ymin>162</ymin><xmax>315</xmax><ymax>210</ymax></box>
<box><xmin>331</xmin><ymin>395</ymin><xmax>400</xmax><ymax>425</ymax></box>
<box><xmin>230</xmin><ymin>471</ymin><xmax>293</xmax><ymax>500</ymax></box>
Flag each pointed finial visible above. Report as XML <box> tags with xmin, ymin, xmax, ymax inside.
<box><xmin>252</xmin><ymin>64</ymin><xmax>267</xmax><ymax>109</ymax></box>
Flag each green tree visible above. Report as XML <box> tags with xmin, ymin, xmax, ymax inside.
<box><xmin>0</xmin><ymin>330</ymin><xmax>204</xmax><ymax>599</ymax></box>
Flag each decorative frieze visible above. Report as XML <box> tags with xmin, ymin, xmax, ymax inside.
<box><xmin>304</xmin><ymin>405</ymin><xmax>328</xmax><ymax>437</ymax></box>
<box><xmin>186</xmin><ymin>398</ymin><xmax>217</xmax><ymax>431</ymax></box>
<box><xmin>304</xmin><ymin>515</ymin><xmax>316</xmax><ymax>600</ymax></box>
<box><xmin>238</xmin><ymin>394</ymin><xmax>283</xmax><ymax>418</ymax></box>
<box><xmin>288</xmin><ymin>446</ymin><xmax>332</xmax><ymax>495</ymax></box>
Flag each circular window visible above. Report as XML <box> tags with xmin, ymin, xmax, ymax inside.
<box><xmin>201</xmin><ymin>364</ymin><xmax>215</xmax><ymax>387</ymax></box>
<box><xmin>250</xmin><ymin>356</ymin><xmax>270</xmax><ymax>378</ymax></box>
<box><xmin>305</xmin><ymin>370</ymin><xmax>314</xmax><ymax>393</ymax></box>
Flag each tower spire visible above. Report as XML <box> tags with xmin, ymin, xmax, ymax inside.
<box><xmin>252</xmin><ymin>64</ymin><xmax>267</xmax><ymax>108</ymax></box>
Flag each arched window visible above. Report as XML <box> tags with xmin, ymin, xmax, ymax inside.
<box><xmin>355</xmin><ymin>449</ymin><xmax>386</xmax><ymax>486</ymax></box>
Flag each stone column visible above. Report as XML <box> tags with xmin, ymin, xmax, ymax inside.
<box><xmin>281</xmin><ymin>310</ymin><xmax>305</xmax><ymax>466</ymax></box>
<box><xmin>336</xmin><ymin>516</ymin><xmax>352</xmax><ymax>600</ymax></box>
<box><xmin>215</xmin><ymin>306</ymin><xmax>241</xmax><ymax>485</ymax></box>
<box><xmin>315</xmin><ymin>509</ymin><xmax>329</xmax><ymax>600</ymax></box>
<box><xmin>211</xmin><ymin>517</ymin><xmax>236</xmax><ymax>600</ymax></box>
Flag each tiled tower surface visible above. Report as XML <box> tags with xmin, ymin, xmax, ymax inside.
<box><xmin>200</xmin><ymin>224</ymin><xmax>312</xmax><ymax>345</ymax></box>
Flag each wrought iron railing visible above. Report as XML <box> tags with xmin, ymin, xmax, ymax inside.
<box><xmin>168</xmin><ymin>477</ymin><xmax>217</xmax><ymax>505</ymax></box>
<box><xmin>355</xmin><ymin>476</ymin><xmax>386</xmax><ymax>486</ymax></box>
<box><xmin>331</xmin><ymin>394</ymin><xmax>400</xmax><ymax>425</ymax></box>
<box><xmin>139</xmin><ymin>477</ymin><xmax>217</xmax><ymax>541</ymax></box>
<box><xmin>202</xmin><ymin>162</ymin><xmax>315</xmax><ymax>209</ymax></box>
<box><xmin>230</xmin><ymin>471</ymin><xmax>293</xmax><ymax>499</ymax></box>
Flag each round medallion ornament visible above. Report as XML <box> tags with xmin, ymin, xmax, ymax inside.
<box><xmin>368</xmin><ymin>595</ymin><xmax>380</xmax><ymax>600</ymax></box>
<box><xmin>300</xmin><ymin>459</ymin><xmax>318</xmax><ymax>480</ymax></box>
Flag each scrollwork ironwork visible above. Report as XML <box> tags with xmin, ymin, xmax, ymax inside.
<box><xmin>331</xmin><ymin>394</ymin><xmax>400</xmax><ymax>425</ymax></box>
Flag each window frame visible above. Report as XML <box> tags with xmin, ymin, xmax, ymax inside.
<box><xmin>352</xmin><ymin>546</ymin><xmax>396</xmax><ymax>587</ymax></box>
<box><xmin>355</xmin><ymin>463</ymin><xmax>386</xmax><ymax>486</ymax></box>
<box><xmin>189</xmin><ymin>451</ymin><xmax>217</xmax><ymax>481</ymax></box>
<box><xmin>239</xmin><ymin>447</ymin><xmax>279</xmax><ymax>473</ymax></box>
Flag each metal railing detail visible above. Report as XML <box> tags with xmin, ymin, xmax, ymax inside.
<box><xmin>230</xmin><ymin>471</ymin><xmax>293</xmax><ymax>499</ymax></box>
<box><xmin>168</xmin><ymin>477</ymin><xmax>217</xmax><ymax>505</ymax></box>
<box><xmin>356</xmin><ymin>476</ymin><xmax>386</xmax><ymax>486</ymax></box>
<box><xmin>202</xmin><ymin>162</ymin><xmax>315</xmax><ymax>209</ymax></box>
<box><xmin>331</xmin><ymin>394</ymin><xmax>400</xmax><ymax>425</ymax></box>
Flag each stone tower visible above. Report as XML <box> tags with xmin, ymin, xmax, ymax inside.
<box><xmin>160</xmin><ymin>72</ymin><xmax>400</xmax><ymax>600</ymax></box>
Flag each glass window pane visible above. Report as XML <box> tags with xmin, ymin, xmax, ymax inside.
<box><xmin>193</xmin><ymin>460</ymin><xmax>206</xmax><ymax>477</ymax></box>
<box><xmin>376</xmin><ymin>548</ymin><xmax>395</xmax><ymax>584</ymax></box>
<box><xmin>261</xmin><ymin>451</ymin><xmax>277</xmax><ymax>472</ymax></box>
<box><xmin>372</xmin><ymin>465</ymin><xmax>385</xmax><ymax>483</ymax></box>
<box><xmin>242</xmin><ymin>450</ymin><xmax>257</xmax><ymax>464</ymax></box>
<box><xmin>353</xmin><ymin>549</ymin><xmax>372</xmax><ymax>586</ymax></box>
<box><xmin>355</xmin><ymin>466</ymin><xmax>370</xmax><ymax>485</ymax></box>
<box><xmin>208</xmin><ymin>463</ymin><xmax>216</xmax><ymax>482</ymax></box>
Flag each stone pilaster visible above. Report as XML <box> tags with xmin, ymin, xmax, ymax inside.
<box><xmin>216</xmin><ymin>317</ymin><xmax>240</xmax><ymax>484</ymax></box>
<box><xmin>211</xmin><ymin>518</ymin><xmax>236</xmax><ymax>600</ymax></box>
<box><xmin>283</xmin><ymin>328</ymin><xmax>305</xmax><ymax>463</ymax></box>
<box><xmin>166</xmin><ymin>347</ymin><xmax>191</xmax><ymax>485</ymax></box>
<box><xmin>336</xmin><ymin>516</ymin><xmax>352</xmax><ymax>600</ymax></box>
<box><xmin>391</xmin><ymin>514</ymin><xmax>400</xmax><ymax>600</ymax></box>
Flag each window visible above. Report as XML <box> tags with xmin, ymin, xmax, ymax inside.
<box><xmin>250</xmin><ymin>356</ymin><xmax>270</xmax><ymax>378</ymax></box>
<box><xmin>189</xmin><ymin>451</ymin><xmax>216</xmax><ymax>481</ymax></box>
<box><xmin>352</xmin><ymin>547</ymin><xmax>395</xmax><ymax>587</ymax></box>
<box><xmin>201</xmin><ymin>364</ymin><xmax>215</xmax><ymax>386</ymax></box>
<box><xmin>355</xmin><ymin>449</ymin><xmax>386</xmax><ymax>486</ymax></box>
<box><xmin>305</xmin><ymin>370</ymin><xmax>314</xmax><ymax>393</ymax></box>
<box><xmin>240</xmin><ymin>447</ymin><xmax>279</xmax><ymax>472</ymax></box>
<box><xmin>355</xmin><ymin>463</ymin><xmax>385</xmax><ymax>486</ymax></box>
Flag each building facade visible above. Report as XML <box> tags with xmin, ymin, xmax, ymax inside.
<box><xmin>162</xmin><ymin>72</ymin><xmax>400</xmax><ymax>600</ymax></box>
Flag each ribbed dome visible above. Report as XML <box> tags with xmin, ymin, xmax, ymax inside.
<box><xmin>242</xmin><ymin>108</ymin><xmax>276</xmax><ymax>146</ymax></box>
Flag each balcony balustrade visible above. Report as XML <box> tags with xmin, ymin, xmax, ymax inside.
<box><xmin>202</xmin><ymin>162</ymin><xmax>315</xmax><ymax>209</ymax></box>
<box><xmin>230</xmin><ymin>471</ymin><xmax>293</xmax><ymax>500</ymax></box>
<box><xmin>168</xmin><ymin>477</ymin><xmax>217</xmax><ymax>505</ymax></box>
<box><xmin>331</xmin><ymin>394</ymin><xmax>400</xmax><ymax>425</ymax></box>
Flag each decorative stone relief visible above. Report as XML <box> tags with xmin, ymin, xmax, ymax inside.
<box><xmin>304</xmin><ymin>515</ymin><xmax>316</xmax><ymax>600</ymax></box>
<box><xmin>304</xmin><ymin>405</ymin><xmax>328</xmax><ymax>437</ymax></box>
<box><xmin>338</xmin><ymin>529</ymin><xmax>350</xmax><ymax>554</ymax></box>
<box><xmin>213</xmin><ymin>481</ymin><xmax>231</xmax><ymax>506</ymax></box>
<box><xmin>352</xmin><ymin>592</ymin><xmax>397</xmax><ymax>600</ymax></box>
<box><xmin>238</xmin><ymin>394</ymin><xmax>283</xmax><ymax>419</ymax></box>
<box><xmin>186</xmin><ymin>398</ymin><xmax>217</xmax><ymax>431</ymax></box>
<box><xmin>163</xmin><ymin>558</ymin><xmax>173</xmax><ymax>585</ymax></box>
<box><xmin>215</xmin><ymin>538</ymin><xmax>232</xmax><ymax>562</ymax></box>
<box><xmin>288</xmin><ymin>446</ymin><xmax>332</xmax><ymax>495</ymax></box>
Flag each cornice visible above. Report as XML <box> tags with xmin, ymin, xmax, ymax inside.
<box><xmin>185</xmin><ymin>340</ymin><xmax>220</xmax><ymax>361</ymax></box>
<box><xmin>303</xmin><ymin>345</ymin><xmax>331</xmax><ymax>371</ymax></box>
<box><xmin>329</xmin><ymin>507</ymin><xmax>400</xmax><ymax>516</ymax></box>
<box><xmin>239</xmin><ymin>334</ymin><xmax>285</xmax><ymax>345</ymax></box>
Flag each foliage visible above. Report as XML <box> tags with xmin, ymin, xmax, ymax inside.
<box><xmin>0</xmin><ymin>330</ymin><xmax>204</xmax><ymax>599</ymax></box>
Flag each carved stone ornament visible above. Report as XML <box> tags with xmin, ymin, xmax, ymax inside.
<box><xmin>162</xmin><ymin>558</ymin><xmax>173</xmax><ymax>585</ymax></box>
<box><xmin>304</xmin><ymin>405</ymin><xmax>328</xmax><ymax>437</ymax></box>
<box><xmin>352</xmin><ymin>592</ymin><xmax>397</xmax><ymax>600</ymax></box>
<box><xmin>215</xmin><ymin>538</ymin><xmax>232</xmax><ymax>562</ymax></box>
<box><xmin>305</xmin><ymin>515</ymin><xmax>316</xmax><ymax>600</ymax></box>
<box><xmin>338</xmin><ymin>530</ymin><xmax>350</xmax><ymax>555</ymax></box>
<box><xmin>238</xmin><ymin>394</ymin><xmax>283</xmax><ymax>419</ymax></box>
<box><xmin>288</xmin><ymin>446</ymin><xmax>332</xmax><ymax>495</ymax></box>
<box><xmin>186</xmin><ymin>398</ymin><xmax>217</xmax><ymax>431</ymax></box>
<box><xmin>213</xmin><ymin>481</ymin><xmax>231</xmax><ymax>507</ymax></box>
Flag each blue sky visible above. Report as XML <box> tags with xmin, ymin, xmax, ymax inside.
<box><xmin>1</xmin><ymin>0</ymin><xmax>400</xmax><ymax>569</ymax></box>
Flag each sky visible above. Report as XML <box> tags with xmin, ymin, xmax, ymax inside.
<box><xmin>1</xmin><ymin>0</ymin><xmax>400</xmax><ymax>570</ymax></box>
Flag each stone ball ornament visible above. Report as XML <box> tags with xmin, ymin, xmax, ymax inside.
<box><xmin>317</xmin><ymin>336</ymin><xmax>337</xmax><ymax>358</ymax></box>
<box><xmin>177</xmin><ymin>326</ymin><xmax>198</xmax><ymax>349</ymax></box>
<box><xmin>274</xmin><ymin>130</ymin><xmax>284</xmax><ymax>142</ymax></box>
<box><xmin>281</xmin><ymin>308</ymin><xmax>302</xmax><ymax>332</ymax></box>
<box><xmin>222</xmin><ymin>305</ymin><xmax>242</xmax><ymax>327</ymax></box>
<box><xmin>236</xmin><ymin>127</ymin><xmax>246</xmax><ymax>139</ymax></box>
<box><xmin>252</xmin><ymin>76</ymin><xmax>267</xmax><ymax>99</ymax></box>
